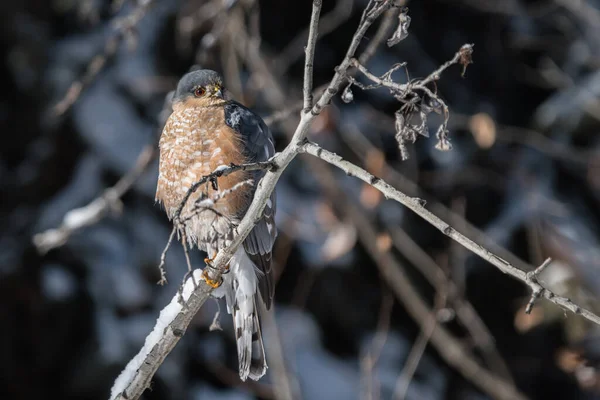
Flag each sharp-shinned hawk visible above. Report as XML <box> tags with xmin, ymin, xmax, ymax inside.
<box><xmin>155</xmin><ymin>69</ymin><xmax>276</xmax><ymax>381</ymax></box>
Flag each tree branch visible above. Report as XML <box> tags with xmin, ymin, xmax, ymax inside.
<box><xmin>53</xmin><ymin>0</ymin><xmax>155</xmax><ymax>116</ymax></box>
<box><xmin>296</xmin><ymin>140</ymin><xmax>527</xmax><ymax>400</ymax></box>
<box><xmin>301</xmin><ymin>140</ymin><xmax>600</xmax><ymax>326</ymax></box>
<box><xmin>32</xmin><ymin>145</ymin><xmax>156</xmax><ymax>254</ymax></box>
<box><xmin>110</xmin><ymin>269</ymin><xmax>210</xmax><ymax>400</ymax></box>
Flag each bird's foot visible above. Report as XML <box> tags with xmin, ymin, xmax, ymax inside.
<box><xmin>202</xmin><ymin>268</ymin><xmax>222</xmax><ymax>289</ymax></box>
<box><xmin>204</xmin><ymin>257</ymin><xmax>231</xmax><ymax>274</ymax></box>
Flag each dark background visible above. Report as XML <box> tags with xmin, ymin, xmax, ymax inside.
<box><xmin>1</xmin><ymin>0</ymin><xmax>600</xmax><ymax>399</ymax></box>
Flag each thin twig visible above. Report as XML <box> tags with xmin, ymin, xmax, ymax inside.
<box><xmin>393</xmin><ymin>290</ymin><xmax>447</xmax><ymax>400</ymax></box>
<box><xmin>358</xmin><ymin>6</ymin><xmax>399</xmax><ymax>65</ymax></box>
<box><xmin>303</xmin><ymin>0</ymin><xmax>323</xmax><ymax>112</ymax></box>
<box><xmin>525</xmin><ymin>257</ymin><xmax>553</xmax><ymax>314</ymax></box>
<box><xmin>342</xmin><ymin>201</ymin><xmax>528</xmax><ymax>400</ymax></box>
<box><xmin>172</xmin><ymin>161</ymin><xmax>276</xmax><ymax>224</ymax></box>
<box><xmin>361</xmin><ymin>288</ymin><xmax>394</xmax><ymax>400</ymax></box>
<box><xmin>389</xmin><ymin>226</ymin><xmax>514</xmax><ymax>383</ymax></box>
<box><xmin>157</xmin><ymin>226</ymin><xmax>176</xmax><ymax>285</ymax></box>
<box><xmin>274</xmin><ymin>0</ymin><xmax>353</xmax><ymax>76</ymax></box>
<box><xmin>348</xmin><ymin>45</ymin><xmax>473</xmax><ymax>154</ymax></box>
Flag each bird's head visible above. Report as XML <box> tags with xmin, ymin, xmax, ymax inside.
<box><xmin>173</xmin><ymin>69</ymin><xmax>227</xmax><ymax>107</ymax></box>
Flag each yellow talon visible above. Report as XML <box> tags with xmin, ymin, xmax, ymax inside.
<box><xmin>202</xmin><ymin>269</ymin><xmax>222</xmax><ymax>289</ymax></box>
<box><xmin>205</xmin><ymin>257</ymin><xmax>230</xmax><ymax>272</ymax></box>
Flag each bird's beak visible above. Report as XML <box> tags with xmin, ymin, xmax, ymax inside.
<box><xmin>213</xmin><ymin>85</ymin><xmax>223</xmax><ymax>99</ymax></box>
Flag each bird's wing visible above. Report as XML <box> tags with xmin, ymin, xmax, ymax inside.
<box><xmin>224</xmin><ymin>101</ymin><xmax>277</xmax><ymax>309</ymax></box>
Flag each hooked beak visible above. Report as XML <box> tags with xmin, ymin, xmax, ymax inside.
<box><xmin>213</xmin><ymin>85</ymin><xmax>223</xmax><ymax>99</ymax></box>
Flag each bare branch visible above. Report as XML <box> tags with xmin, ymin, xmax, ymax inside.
<box><xmin>388</xmin><ymin>226</ymin><xmax>514</xmax><ymax>383</ymax></box>
<box><xmin>298</xmin><ymin>138</ymin><xmax>527</xmax><ymax>400</ymax></box>
<box><xmin>274</xmin><ymin>0</ymin><xmax>353</xmax><ymax>76</ymax></box>
<box><xmin>53</xmin><ymin>0</ymin><xmax>155</xmax><ymax>116</ymax></box>
<box><xmin>33</xmin><ymin>145</ymin><xmax>155</xmax><ymax>254</ymax></box>
<box><xmin>524</xmin><ymin>257</ymin><xmax>553</xmax><ymax>314</ymax></box>
<box><xmin>393</xmin><ymin>290</ymin><xmax>447</xmax><ymax>400</ymax></box>
<box><xmin>340</xmin><ymin>198</ymin><xmax>528</xmax><ymax>400</ymax></box>
<box><xmin>303</xmin><ymin>0</ymin><xmax>323</xmax><ymax>112</ymax></box>
<box><xmin>157</xmin><ymin>226</ymin><xmax>176</xmax><ymax>285</ymax></box>
<box><xmin>301</xmin><ymin>140</ymin><xmax>600</xmax><ymax>327</ymax></box>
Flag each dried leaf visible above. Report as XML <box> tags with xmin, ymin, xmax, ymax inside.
<box><xmin>435</xmin><ymin>126</ymin><xmax>452</xmax><ymax>151</ymax></box>
<box><xmin>387</xmin><ymin>7</ymin><xmax>411</xmax><ymax>47</ymax></box>
<box><xmin>459</xmin><ymin>44</ymin><xmax>474</xmax><ymax>77</ymax></box>
<box><xmin>341</xmin><ymin>84</ymin><xmax>354</xmax><ymax>103</ymax></box>
<box><xmin>435</xmin><ymin>138</ymin><xmax>453</xmax><ymax>152</ymax></box>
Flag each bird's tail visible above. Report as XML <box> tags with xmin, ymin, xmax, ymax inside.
<box><xmin>228</xmin><ymin>248</ymin><xmax>267</xmax><ymax>381</ymax></box>
<box><xmin>232</xmin><ymin>296</ymin><xmax>267</xmax><ymax>381</ymax></box>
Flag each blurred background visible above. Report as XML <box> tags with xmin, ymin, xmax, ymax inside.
<box><xmin>1</xmin><ymin>0</ymin><xmax>600</xmax><ymax>399</ymax></box>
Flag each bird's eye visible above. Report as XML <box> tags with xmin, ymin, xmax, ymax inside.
<box><xmin>194</xmin><ymin>87</ymin><xmax>206</xmax><ymax>97</ymax></box>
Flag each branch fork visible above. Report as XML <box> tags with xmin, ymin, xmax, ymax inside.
<box><xmin>524</xmin><ymin>258</ymin><xmax>552</xmax><ymax>314</ymax></box>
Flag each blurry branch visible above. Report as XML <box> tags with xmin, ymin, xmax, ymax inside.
<box><xmin>301</xmin><ymin>141</ymin><xmax>600</xmax><ymax>327</ymax></box>
<box><xmin>340</xmin><ymin>123</ymin><xmax>515</xmax><ymax>381</ymax></box>
<box><xmin>361</xmin><ymin>289</ymin><xmax>394</xmax><ymax>400</ymax></box>
<box><xmin>389</xmin><ymin>227</ymin><xmax>515</xmax><ymax>383</ymax></box>
<box><xmin>53</xmin><ymin>0</ymin><xmax>154</xmax><ymax>116</ymax></box>
<box><xmin>393</xmin><ymin>289</ymin><xmax>447</xmax><ymax>400</ymax></box>
<box><xmin>299</xmin><ymin>143</ymin><xmax>527</xmax><ymax>400</ymax></box>
<box><xmin>33</xmin><ymin>144</ymin><xmax>156</xmax><ymax>254</ymax></box>
<box><xmin>449</xmin><ymin>113</ymin><xmax>595</xmax><ymax>164</ymax></box>
<box><xmin>110</xmin><ymin>1</ymin><xmax>394</xmax><ymax>399</ymax></box>
<box><xmin>111</xmin><ymin>0</ymin><xmax>128</xmax><ymax>15</ymax></box>
<box><xmin>273</xmin><ymin>0</ymin><xmax>354</xmax><ymax>75</ymax></box>
<box><xmin>34</xmin><ymin>90</ymin><xmax>174</xmax><ymax>255</ymax></box>
<box><xmin>262</xmin><ymin>310</ymin><xmax>299</xmax><ymax>400</ymax></box>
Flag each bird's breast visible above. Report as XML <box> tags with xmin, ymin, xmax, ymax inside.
<box><xmin>156</xmin><ymin>103</ymin><xmax>251</xmax><ymax>220</ymax></box>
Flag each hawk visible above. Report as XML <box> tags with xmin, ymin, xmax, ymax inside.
<box><xmin>155</xmin><ymin>69</ymin><xmax>277</xmax><ymax>381</ymax></box>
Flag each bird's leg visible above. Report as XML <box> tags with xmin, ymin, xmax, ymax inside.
<box><xmin>202</xmin><ymin>268</ymin><xmax>222</xmax><ymax>289</ymax></box>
